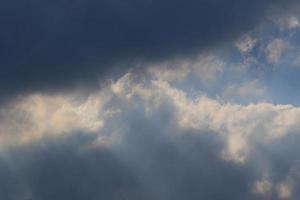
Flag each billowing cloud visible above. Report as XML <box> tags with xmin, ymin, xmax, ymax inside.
<box><xmin>0</xmin><ymin>89</ymin><xmax>116</xmax><ymax>146</ymax></box>
<box><xmin>111</xmin><ymin>73</ymin><xmax>300</xmax><ymax>162</ymax></box>
<box><xmin>2</xmin><ymin>71</ymin><xmax>300</xmax><ymax>163</ymax></box>
<box><xmin>0</xmin><ymin>69</ymin><xmax>300</xmax><ymax>198</ymax></box>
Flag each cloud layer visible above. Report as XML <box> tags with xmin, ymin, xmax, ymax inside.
<box><xmin>2</xmin><ymin>1</ymin><xmax>300</xmax><ymax>199</ymax></box>
<box><xmin>0</xmin><ymin>0</ymin><xmax>298</xmax><ymax>101</ymax></box>
<box><xmin>0</xmin><ymin>69</ymin><xmax>300</xmax><ymax>198</ymax></box>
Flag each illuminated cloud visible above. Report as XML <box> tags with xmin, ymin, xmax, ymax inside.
<box><xmin>1</xmin><ymin>70</ymin><xmax>300</xmax><ymax>164</ymax></box>
<box><xmin>0</xmin><ymin>90</ymin><xmax>114</xmax><ymax>145</ymax></box>
<box><xmin>109</xmin><ymin>73</ymin><xmax>300</xmax><ymax>162</ymax></box>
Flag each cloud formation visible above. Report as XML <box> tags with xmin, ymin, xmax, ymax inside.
<box><xmin>1</xmin><ymin>72</ymin><xmax>300</xmax><ymax>199</ymax></box>
<box><xmin>2</xmin><ymin>1</ymin><xmax>300</xmax><ymax>199</ymax></box>
<box><xmin>1</xmin><ymin>72</ymin><xmax>300</xmax><ymax>162</ymax></box>
<box><xmin>0</xmin><ymin>0</ymin><xmax>298</xmax><ymax>101</ymax></box>
<box><xmin>0</xmin><ymin>66</ymin><xmax>300</xmax><ymax>198</ymax></box>
<box><xmin>111</xmin><ymin>73</ymin><xmax>300</xmax><ymax>163</ymax></box>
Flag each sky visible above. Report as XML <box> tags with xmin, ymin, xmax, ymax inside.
<box><xmin>2</xmin><ymin>0</ymin><xmax>300</xmax><ymax>199</ymax></box>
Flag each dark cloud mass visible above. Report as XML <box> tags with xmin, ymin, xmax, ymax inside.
<box><xmin>1</xmin><ymin>101</ymin><xmax>300</xmax><ymax>200</ymax></box>
<box><xmin>0</xmin><ymin>122</ymin><xmax>256</xmax><ymax>200</ymax></box>
<box><xmin>0</xmin><ymin>0</ymin><xmax>297</xmax><ymax>100</ymax></box>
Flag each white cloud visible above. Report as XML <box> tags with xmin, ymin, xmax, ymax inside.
<box><xmin>0</xmin><ymin>90</ymin><xmax>113</xmax><ymax>145</ymax></box>
<box><xmin>148</xmin><ymin>54</ymin><xmax>224</xmax><ymax>83</ymax></box>
<box><xmin>111</xmin><ymin>74</ymin><xmax>300</xmax><ymax>163</ymax></box>
<box><xmin>191</xmin><ymin>54</ymin><xmax>224</xmax><ymax>83</ymax></box>
<box><xmin>264</xmin><ymin>39</ymin><xmax>289</xmax><ymax>64</ymax></box>
<box><xmin>235</xmin><ymin>35</ymin><xmax>257</xmax><ymax>53</ymax></box>
<box><xmin>2</xmin><ymin>71</ymin><xmax>300</xmax><ymax>164</ymax></box>
<box><xmin>222</xmin><ymin>80</ymin><xmax>268</xmax><ymax>103</ymax></box>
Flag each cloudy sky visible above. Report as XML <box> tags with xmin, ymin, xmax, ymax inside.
<box><xmin>3</xmin><ymin>1</ymin><xmax>300</xmax><ymax>199</ymax></box>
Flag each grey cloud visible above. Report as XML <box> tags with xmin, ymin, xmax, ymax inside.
<box><xmin>1</xmin><ymin>85</ymin><xmax>300</xmax><ymax>199</ymax></box>
<box><xmin>0</xmin><ymin>124</ymin><xmax>257</xmax><ymax>200</ymax></box>
<box><xmin>0</xmin><ymin>0</ymin><xmax>298</xmax><ymax>102</ymax></box>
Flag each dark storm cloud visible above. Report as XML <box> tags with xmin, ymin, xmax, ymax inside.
<box><xmin>0</xmin><ymin>0</ymin><xmax>297</xmax><ymax>100</ymax></box>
